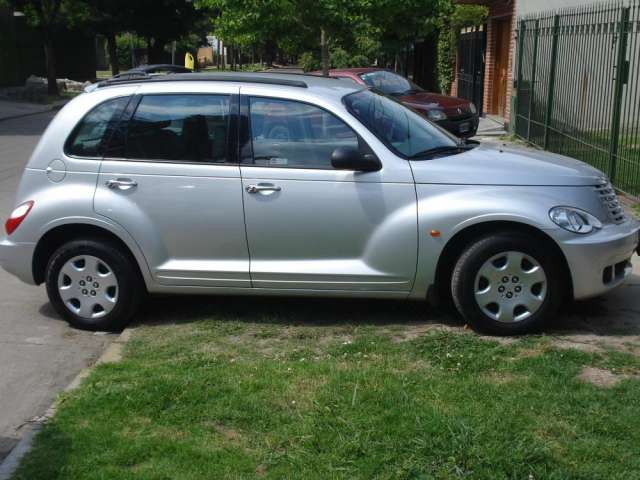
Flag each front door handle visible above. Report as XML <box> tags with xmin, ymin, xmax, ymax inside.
<box><xmin>106</xmin><ymin>178</ymin><xmax>138</xmax><ymax>190</ymax></box>
<box><xmin>245</xmin><ymin>183</ymin><xmax>282</xmax><ymax>194</ymax></box>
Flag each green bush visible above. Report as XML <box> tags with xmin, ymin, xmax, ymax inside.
<box><xmin>299</xmin><ymin>51</ymin><xmax>320</xmax><ymax>72</ymax></box>
<box><xmin>115</xmin><ymin>34</ymin><xmax>146</xmax><ymax>70</ymax></box>
<box><xmin>330</xmin><ymin>47</ymin><xmax>370</xmax><ymax>68</ymax></box>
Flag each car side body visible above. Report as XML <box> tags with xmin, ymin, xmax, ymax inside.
<box><xmin>0</xmin><ymin>73</ymin><xmax>637</xmax><ymax>334</ymax></box>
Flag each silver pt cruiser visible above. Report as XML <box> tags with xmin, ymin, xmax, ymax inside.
<box><xmin>1</xmin><ymin>73</ymin><xmax>638</xmax><ymax>335</ymax></box>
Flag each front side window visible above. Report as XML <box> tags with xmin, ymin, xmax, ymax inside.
<box><xmin>65</xmin><ymin>96</ymin><xmax>129</xmax><ymax>157</ymax></box>
<box><xmin>248</xmin><ymin>97</ymin><xmax>359</xmax><ymax>169</ymax></box>
<box><xmin>344</xmin><ymin>89</ymin><xmax>458</xmax><ymax>158</ymax></box>
<box><xmin>126</xmin><ymin>94</ymin><xmax>230</xmax><ymax>162</ymax></box>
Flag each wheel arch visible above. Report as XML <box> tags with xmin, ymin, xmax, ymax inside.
<box><xmin>32</xmin><ymin>222</ymin><xmax>151</xmax><ymax>288</ymax></box>
<box><xmin>433</xmin><ymin>220</ymin><xmax>573</xmax><ymax>305</ymax></box>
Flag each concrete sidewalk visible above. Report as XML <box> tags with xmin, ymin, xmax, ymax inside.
<box><xmin>475</xmin><ymin>116</ymin><xmax>508</xmax><ymax>137</ymax></box>
<box><xmin>0</xmin><ymin>99</ymin><xmax>68</xmax><ymax>122</ymax></box>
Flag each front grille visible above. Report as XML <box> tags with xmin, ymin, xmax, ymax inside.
<box><xmin>595</xmin><ymin>182</ymin><xmax>625</xmax><ymax>224</ymax></box>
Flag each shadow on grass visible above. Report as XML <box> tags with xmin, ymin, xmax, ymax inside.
<box><xmin>134</xmin><ymin>294</ymin><xmax>460</xmax><ymax>330</ymax></box>
<box><xmin>37</xmin><ymin>271</ymin><xmax>640</xmax><ymax>337</ymax></box>
<box><xmin>11</xmin><ymin>424</ymin><xmax>71</xmax><ymax>480</ymax></box>
<box><xmin>131</xmin><ymin>271</ymin><xmax>640</xmax><ymax>337</ymax></box>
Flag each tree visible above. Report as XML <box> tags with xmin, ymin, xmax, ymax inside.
<box><xmin>4</xmin><ymin>0</ymin><xmax>81</xmax><ymax>95</ymax></box>
<box><xmin>197</xmin><ymin>0</ymin><xmax>295</xmax><ymax>67</ymax></box>
<box><xmin>83</xmin><ymin>0</ymin><xmax>133</xmax><ymax>75</ymax></box>
<box><xmin>295</xmin><ymin>0</ymin><xmax>362</xmax><ymax>75</ymax></box>
<box><xmin>129</xmin><ymin>0</ymin><xmax>205</xmax><ymax>64</ymax></box>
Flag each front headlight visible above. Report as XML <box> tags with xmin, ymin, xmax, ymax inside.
<box><xmin>549</xmin><ymin>206</ymin><xmax>602</xmax><ymax>234</ymax></box>
<box><xmin>427</xmin><ymin>109</ymin><xmax>447</xmax><ymax>121</ymax></box>
<box><xmin>469</xmin><ymin>102</ymin><xmax>477</xmax><ymax>115</ymax></box>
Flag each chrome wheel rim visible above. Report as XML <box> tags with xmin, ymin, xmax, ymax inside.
<box><xmin>57</xmin><ymin>255</ymin><xmax>119</xmax><ymax>319</ymax></box>
<box><xmin>474</xmin><ymin>251</ymin><xmax>547</xmax><ymax>323</ymax></box>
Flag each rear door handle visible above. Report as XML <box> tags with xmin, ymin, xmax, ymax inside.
<box><xmin>106</xmin><ymin>178</ymin><xmax>138</xmax><ymax>190</ymax></box>
<box><xmin>246</xmin><ymin>183</ymin><xmax>282</xmax><ymax>194</ymax></box>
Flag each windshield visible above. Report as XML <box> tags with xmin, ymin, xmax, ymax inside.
<box><xmin>359</xmin><ymin>71</ymin><xmax>422</xmax><ymax>96</ymax></box>
<box><xmin>344</xmin><ymin>89</ymin><xmax>460</xmax><ymax>158</ymax></box>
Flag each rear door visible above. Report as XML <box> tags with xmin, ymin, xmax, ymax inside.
<box><xmin>94</xmin><ymin>86</ymin><xmax>251</xmax><ymax>288</ymax></box>
<box><xmin>239</xmin><ymin>92</ymin><xmax>417</xmax><ymax>292</ymax></box>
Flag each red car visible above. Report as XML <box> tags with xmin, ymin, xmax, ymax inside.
<box><xmin>318</xmin><ymin>68</ymin><xmax>479</xmax><ymax>138</ymax></box>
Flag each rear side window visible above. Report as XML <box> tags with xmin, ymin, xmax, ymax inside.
<box><xmin>248</xmin><ymin>97</ymin><xmax>358</xmax><ymax>169</ymax></box>
<box><xmin>125</xmin><ymin>94</ymin><xmax>230</xmax><ymax>163</ymax></box>
<box><xmin>65</xmin><ymin>96</ymin><xmax>129</xmax><ymax>157</ymax></box>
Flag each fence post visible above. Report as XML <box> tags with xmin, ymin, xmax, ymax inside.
<box><xmin>543</xmin><ymin>15</ymin><xmax>560</xmax><ymax>150</ymax></box>
<box><xmin>608</xmin><ymin>6</ymin><xmax>630</xmax><ymax>182</ymax></box>
<box><xmin>526</xmin><ymin>19</ymin><xmax>540</xmax><ymax>141</ymax></box>
<box><xmin>514</xmin><ymin>20</ymin><xmax>526</xmax><ymax>134</ymax></box>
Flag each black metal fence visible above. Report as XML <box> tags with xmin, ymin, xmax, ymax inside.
<box><xmin>457</xmin><ymin>26</ymin><xmax>486</xmax><ymax>115</ymax></box>
<box><xmin>514</xmin><ymin>1</ymin><xmax>640</xmax><ymax>196</ymax></box>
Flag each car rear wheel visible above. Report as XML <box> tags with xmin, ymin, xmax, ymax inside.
<box><xmin>451</xmin><ymin>232</ymin><xmax>564</xmax><ymax>335</ymax></box>
<box><xmin>45</xmin><ymin>239</ymin><xmax>143</xmax><ymax>331</ymax></box>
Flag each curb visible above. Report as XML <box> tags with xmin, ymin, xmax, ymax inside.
<box><xmin>0</xmin><ymin>101</ymin><xmax>68</xmax><ymax>123</ymax></box>
<box><xmin>0</xmin><ymin>328</ymin><xmax>132</xmax><ymax>480</ymax></box>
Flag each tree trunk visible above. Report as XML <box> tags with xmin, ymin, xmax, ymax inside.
<box><xmin>321</xmin><ymin>28</ymin><xmax>329</xmax><ymax>76</ymax></box>
<box><xmin>148</xmin><ymin>39</ymin><xmax>166</xmax><ymax>64</ymax></box>
<box><xmin>107</xmin><ymin>33</ymin><xmax>120</xmax><ymax>76</ymax></box>
<box><xmin>44</xmin><ymin>35</ymin><xmax>58</xmax><ymax>96</ymax></box>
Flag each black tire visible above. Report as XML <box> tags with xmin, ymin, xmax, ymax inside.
<box><xmin>45</xmin><ymin>238</ymin><xmax>143</xmax><ymax>331</ymax></box>
<box><xmin>451</xmin><ymin>232</ymin><xmax>565</xmax><ymax>335</ymax></box>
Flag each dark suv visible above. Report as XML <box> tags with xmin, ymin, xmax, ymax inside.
<box><xmin>318</xmin><ymin>68</ymin><xmax>479</xmax><ymax>138</ymax></box>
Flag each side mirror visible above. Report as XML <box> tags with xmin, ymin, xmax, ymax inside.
<box><xmin>330</xmin><ymin>147</ymin><xmax>381</xmax><ymax>172</ymax></box>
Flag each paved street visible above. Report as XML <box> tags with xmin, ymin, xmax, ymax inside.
<box><xmin>0</xmin><ymin>113</ymin><xmax>113</xmax><ymax>462</ymax></box>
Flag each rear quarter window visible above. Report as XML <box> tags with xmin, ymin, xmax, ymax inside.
<box><xmin>64</xmin><ymin>96</ymin><xmax>130</xmax><ymax>158</ymax></box>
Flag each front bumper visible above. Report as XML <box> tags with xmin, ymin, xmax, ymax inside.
<box><xmin>0</xmin><ymin>236</ymin><xmax>36</xmax><ymax>285</ymax></box>
<box><xmin>435</xmin><ymin>115</ymin><xmax>479</xmax><ymax>138</ymax></box>
<box><xmin>556</xmin><ymin>218</ymin><xmax>640</xmax><ymax>300</ymax></box>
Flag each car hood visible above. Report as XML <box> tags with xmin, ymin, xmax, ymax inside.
<box><xmin>399</xmin><ymin>91</ymin><xmax>471</xmax><ymax>115</ymax></box>
<box><xmin>409</xmin><ymin>143</ymin><xmax>606</xmax><ymax>186</ymax></box>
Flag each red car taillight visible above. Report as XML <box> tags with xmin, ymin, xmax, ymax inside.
<box><xmin>5</xmin><ymin>201</ymin><xmax>34</xmax><ymax>235</ymax></box>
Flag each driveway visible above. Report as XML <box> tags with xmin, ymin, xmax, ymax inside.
<box><xmin>0</xmin><ymin>112</ymin><xmax>114</xmax><ymax>462</ymax></box>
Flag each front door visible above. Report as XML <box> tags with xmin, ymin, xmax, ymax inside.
<box><xmin>94</xmin><ymin>89</ymin><xmax>251</xmax><ymax>288</ymax></box>
<box><xmin>492</xmin><ymin>17</ymin><xmax>511</xmax><ymax>117</ymax></box>
<box><xmin>239</xmin><ymin>95</ymin><xmax>417</xmax><ymax>292</ymax></box>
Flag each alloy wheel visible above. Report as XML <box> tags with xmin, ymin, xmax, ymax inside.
<box><xmin>57</xmin><ymin>255</ymin><xmax>119</xmax><ymax>319</ymax></box>
<box><xmin>474</xmin><ymin>251</ymin><xmax>547</xmax><ymax>323</ymax></box>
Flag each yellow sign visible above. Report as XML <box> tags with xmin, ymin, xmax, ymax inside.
<box><xmin>184</xmin><ymin>52</ymin><xmax>194</xmax><ymax>70</ymax></box>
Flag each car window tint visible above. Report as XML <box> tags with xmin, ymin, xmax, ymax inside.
<box><xmin>126</xmin><ymin>94</ymin><xmax>230</xmax><ymax>162</ymax></box>
<box><xmin>359</xmin><ymin>71</ymin><xmax>421</xmax><ymax>96</ymax></box>
<box><xmin>344</xmin><ymin>89</ymin><xmax>457</xmax><ymax>157</ymax></box>
<box><xmin>248</xmin><ymin>97</ymin><xmax>358</xmax><ymax>169</ymax></box>
<box><xmin>65</xmin><ymin>96</ymin><xmax>129</xmax><ymax>157</ymax></box>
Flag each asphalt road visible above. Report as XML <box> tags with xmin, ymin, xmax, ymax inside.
<box><xmin>0</xmin><ymin>113</ymin><xmax>113</xmax><ymax>461</ymax></box>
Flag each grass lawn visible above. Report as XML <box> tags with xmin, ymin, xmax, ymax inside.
<box><xmin>12</xmin><ymin>299</ymin><xmax>640</xmax><ymax>479</ymax></box>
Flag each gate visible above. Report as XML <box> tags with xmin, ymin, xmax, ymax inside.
<box><xmin>457</xmin><ymin>26</ymin><xmax>486</xmax><ymax>115</ymax></box>
<box><xmin>514</xmin><ymin>1</ymin><xmax>640</xmax><ymax>196</ymax></box>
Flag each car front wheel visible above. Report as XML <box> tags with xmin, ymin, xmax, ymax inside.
<box><xmin>45</xmin><ymin>239</ymin><xmax>143</xmax><ymax>331</ymax></box>
<box><xmin>451</xmin><ymin>232</ymin><xmax>565</xmax><ymax>335</ymax></box>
